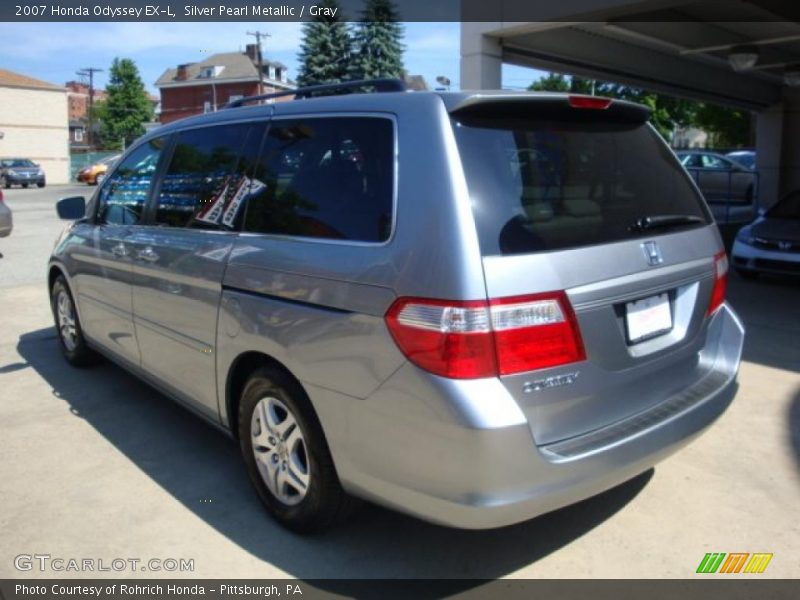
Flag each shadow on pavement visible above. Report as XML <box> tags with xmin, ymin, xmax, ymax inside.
<box><xmin>17</xmin><ymin>326</ymin><xmax>652</xmax><ymax>583</ymax></box>
<box><xmin>790</xmin><ymin>389</ymin><xmax>800</xmax><ymax>469</ymax></box>
<box><xmin>725</xmin><ymin>274</ymin><xmax>800</xmax><ymax>373</ymax></box>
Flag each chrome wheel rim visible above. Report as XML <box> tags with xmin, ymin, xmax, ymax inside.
<box><xmin>56</xmin><ymin>290</ymin><xmax>78</xmax><ymax>352</ymax></box>
<box><xmin>251</xmin><ymin>396</ymin><xmax>310</xmax><ymax>505</ymax></box>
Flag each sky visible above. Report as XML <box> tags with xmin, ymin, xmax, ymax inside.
<box><xmin>0</xmin><ymin>22</ymin><xmax>543</xmax><ymax>94</ymax></box>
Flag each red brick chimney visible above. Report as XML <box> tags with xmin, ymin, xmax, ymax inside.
<box><xmin>245</xmin><ymin>44</ymin><xmax>261</xmax><ymax>64</ymax></box>
<box><xmin>176</xmin><ymin>64</ymin><xmax>190</xmax><ymax>81</ymax></box>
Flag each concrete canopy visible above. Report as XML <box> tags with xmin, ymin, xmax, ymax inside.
<box><xmin>460</xmin><ymin>0</ymin><xmax>800</xmax><ymax>206</ymax></box>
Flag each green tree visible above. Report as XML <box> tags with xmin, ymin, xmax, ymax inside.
<box><xmin>296</xmin><ymin>0</ymin><xmax>351</xmax><ymax>86</ymax></box>
<box><xmin>692</xmin><ymin>104</ymin><xmax>752</xmax><ymax>148</ymax></box>
<box><xmin>347</xmin><ymin>0</ymin><xmax>405</xmax><ymax>81</ymax></box>
<box><xmin>96</xmin><ymin>58</ymin><xmax>153</xmax><ymax>150</ymax></box>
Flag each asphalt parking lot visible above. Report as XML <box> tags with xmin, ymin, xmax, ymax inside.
<box><xmin>0</xmin><ymin>185</ymin><xmax>798</xmax><ymax>580</ymax></box>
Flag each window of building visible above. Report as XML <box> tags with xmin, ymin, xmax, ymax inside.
<box><xmin>97</xmin><ymin>137</ymin><xmax>165</xmax><ymax>225</ymax></box>
<box><xmin>243</xmin><ymin>117</ymin><xmax>394</xmax><ymax>242</ymax></box>
<box><xmin>154</xmin><ymin>123</ymin><xmax>265</xmax><ymax>229</ymax></box>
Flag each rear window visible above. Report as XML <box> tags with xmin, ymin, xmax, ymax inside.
<box><xmin>453</xmin><ymin>116</ymin><xmax>710</xmax><ymax>256</ymax></box>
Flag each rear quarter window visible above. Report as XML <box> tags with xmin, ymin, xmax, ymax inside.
<box><xmin>453</xmin><ymin>115</ymin><xmax>710</xmax><ymax>256</ymax></box>
<box><xmin>242</xmin><ymin>116</ymin><xmax>394</xmax><ymax>243</ymax></box>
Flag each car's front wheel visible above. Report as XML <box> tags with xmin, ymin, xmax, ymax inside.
<box><xmin>37</xmin><ymin>181</ymin><xmax>46</xmax><ymax>188</ymax></box>
<box><xmin>50</xmin><ymin>275</ymin><xmax>97</xmax><ymax>366</ymax></box>
<box><xmin>238</xmin><ymin>367</ymin><xmax>355</xmax><ymax>532</ymax></box>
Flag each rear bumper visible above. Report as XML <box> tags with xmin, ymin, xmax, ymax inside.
<box><xmin>329</xmin><ymin>304</ymin><xmax>744</xmax><ymax>529</ymax></box>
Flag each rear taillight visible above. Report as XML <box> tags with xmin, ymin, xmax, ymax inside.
<box><xmin>385</xmin><ymin>292</ymin><xmax>585</xmax><ymax>379</ymax></box>
<box><xmin>568</xmin><ymin>95</ymin><xmax>612</xmax><ymax>110</ymax></box>
<box><xmin>0</xmin><ymin>189</ymin><xmax>4</xmax><ymax>202</ymax></box>
<box><xmin>707</xmin><ymin>250</ymin><xmax>728</xmax><ymax>316</ymax></box>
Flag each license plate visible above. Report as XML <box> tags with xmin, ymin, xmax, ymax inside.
<box><xmin>625</xmin><ymin>293</ymin><xmax>672</xmax><ymax>343</ymax></box>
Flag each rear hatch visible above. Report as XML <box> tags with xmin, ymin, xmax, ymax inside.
<box><xmin>450</xmin><ymin>95</ymin><xmax>727</xmax><ymax>445</ymax></box>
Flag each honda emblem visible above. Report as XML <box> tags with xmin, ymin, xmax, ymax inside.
<box><xmin>641</xmin><ymin>241</ymin><xmax>663</xmax><ymax>266</ymax></box>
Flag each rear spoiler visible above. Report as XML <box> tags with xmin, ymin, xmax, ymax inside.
<box><xmin>449</xmin><ymin>94</ymin><xmax>651</xmax><ymax>123</ymax></box>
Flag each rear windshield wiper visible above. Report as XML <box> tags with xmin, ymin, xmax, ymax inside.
<box><xmin>629</xmin><ymin>214</ymin><xmax>706</xmax><ymax>232</ymax></box>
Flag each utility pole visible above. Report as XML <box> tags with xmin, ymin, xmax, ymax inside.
<box><xmin>77</xmin><ymin>67</ymin><xmax>103</xmax><ymax>149</ymax></box>
<box><xmin>246</xmin><ymin>31</ymin><xmax>270</xmax><ymax>95</ymax></box>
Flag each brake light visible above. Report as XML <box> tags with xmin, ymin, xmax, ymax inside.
<box><xmin>568</xmin><ymin>95</ymin><xmax>612</xmax><ymax>110</ymax></box>
<box><xmin>385</xmin><ymin>292</ymin><xmax>585</xmax><ymax>379</ymax></box>
<box><xmin>707</xmin><ymin>250</ymin><xmax>728</xmax><ymax>316</ymax></box>
<box><xmin>0</xmin><ymin>189</ymin><xmax>3</xmax><ymax>202</ymax></box>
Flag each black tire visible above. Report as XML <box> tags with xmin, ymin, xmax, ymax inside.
<box><xmin>21</xmin><ymin>183</ymin><xmax>28</xmax><ymax>189</ymax></box>
<box><xmin>735</xmin><ymin>268</ymin><xmax>759</xmax><ymax>280</ymax></box>
<box><xmin>238</xmin><ymin>366</ymin><xmax>356</xmax><ymax>533</ymax></box>
<box><xmin>37</xmin><ymin>181</ymin><xmax>45</xmax><ymax>188</ymax></box>
<box><xmin>50</xmin><ymin>275</ymin><xmax>97</xmax><ymax>367</ymax></box>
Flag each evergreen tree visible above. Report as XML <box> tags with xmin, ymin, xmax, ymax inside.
<box><xmin>97</xmin><ymin>58</ymin><xmax>153</xmax><ymax>150</ymax></box>
<box><xmin>347</xmin><ymin>0</ymin><xmax>404</xmax><ymax>81</ymax></box>
<box><xmin>296</xmin><ymin>0</ymin><xmax>351</xmax><ymax>86</ymax></box>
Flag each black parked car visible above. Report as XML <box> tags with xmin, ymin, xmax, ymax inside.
<box><xmin>0</xmin><ymin>158</ymin><xmax>46</xmax><ymax>188</ymax></box>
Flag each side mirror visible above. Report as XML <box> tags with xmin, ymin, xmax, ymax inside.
<box><xmin>56</xmin><ymin>196</ymin><xmax>86</xmax><ymax>220</ymax></box>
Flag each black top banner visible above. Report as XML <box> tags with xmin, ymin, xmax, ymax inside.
<box><xmin>2</xmin><ymin>0</ymin><xmax>800</xmax><ymax>22</ymax></box>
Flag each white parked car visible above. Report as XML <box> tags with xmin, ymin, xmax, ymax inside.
<box><xmin>732</xmin><ymin>190</ymin><xmax>800</xmax><ymax>278</ymax></box>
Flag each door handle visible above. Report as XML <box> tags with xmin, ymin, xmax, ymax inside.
<box><xmin>111</xmin><ymin>242</ymin><xmax>128</xmax><ymax>258</ymax></box>
<box><xmin>136</xmin><ymin>246</ymin><xmax>160</xmax><ymax>263</ymax></box>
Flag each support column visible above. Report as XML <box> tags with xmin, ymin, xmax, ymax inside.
<box><xmin>756</xmin><ymin>103</ymin><xmax>784</xmax><ymax>211</ymax></box>
<box><xmin>460</xmin><ymin>24</ymin><xmax>502</xmax><ymax>90</ymax></box>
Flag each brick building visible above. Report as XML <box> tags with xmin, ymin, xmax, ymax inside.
<box><xmin>155</xmin><ymin>45</ymin><xmax>295</xmax><ymax>124</ymax></box>
<box><xmin>65</xmin><ymin>81</ymin><xmax>107</xmax><ymax>148</ymax></box>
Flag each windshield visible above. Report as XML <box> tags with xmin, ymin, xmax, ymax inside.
<box><xmin>767</xmin><ymin>191</ymin><xmax>800</xmax><ymax>219</ymax></box>
<box><xmin>453</xmin><ymin>116</ymin><xmax>710</xmax><ymax>256</ymax></box>
<box><xmin>3</xmin><ymin>159</ymin><xmax>35</xmax><ymax>168</ymax></box>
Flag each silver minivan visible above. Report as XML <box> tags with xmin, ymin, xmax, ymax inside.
<box><xmin>49</xmin><ymin>81</ymin><xmax>744</xmax><ymax>532</ymax></box>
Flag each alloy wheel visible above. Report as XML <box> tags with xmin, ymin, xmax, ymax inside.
<box><xmin>250</xmin><ymin>396</ymin><xmax>311</xmax><ymax>505</ymax></box>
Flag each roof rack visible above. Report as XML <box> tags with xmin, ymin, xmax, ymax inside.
<box><xmin>223</xmin><ymin>78</ymin><xmax>408</xmax><ymax>109</ymax></box>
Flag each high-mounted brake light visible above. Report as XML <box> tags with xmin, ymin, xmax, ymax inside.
<box><xmin>707</xmin><ymin>250</ymin><xmax>728</xmax><ymax>316</ymax></box>
<box><xmin>568</xmin><ymin>95</ymin><xmax>613</xmax><ymax>110</ymax></box>
<box><xmin>385</xmin><ymin>292</ymin><xmax>586</xmax><ymax>379</ymax></box>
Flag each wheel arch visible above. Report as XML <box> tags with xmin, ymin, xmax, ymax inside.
<box><xmin>225</xmin><ymin>351</ymin><xmax>308</xmax><ymax>440</ymax></box>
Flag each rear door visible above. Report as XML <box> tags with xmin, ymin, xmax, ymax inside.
<box><xmin>451</xmin><ymin>98</ymin><xmax>725</xmax><ymax>444</ymax></box>
<box><xmin>128</xmin><ymin>122</ymin><xmax>265</xmax><ymax>418</ymax></box>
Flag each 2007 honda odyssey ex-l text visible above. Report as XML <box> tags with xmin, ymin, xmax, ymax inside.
<box><xmin>48</xmin><ymin>80</ymin><xmax>744</xmax><ymax>532</ymax></box>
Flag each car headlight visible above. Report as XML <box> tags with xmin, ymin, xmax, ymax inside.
<box><xmin>7</xmin><ymin>169</ymin><xmax>17</xmax><ymax>176</ymax></box>
<box><xmin>736</xmin><ymin>228</ymin><xmax>755</xmax><ymax>245</ymax></box>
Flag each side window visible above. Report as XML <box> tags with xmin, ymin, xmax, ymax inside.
<box><xmin>701</xmin><ymin>154</ymin><xmax>725</xmax><ymax>169</ymax></box>
<box><xmin>97</xmin><ymin>138</ymin><xmax>165</xmax><ymax>225</ymax></box>
<box><xmin>154</xmin><ymin>123</ymin><xmax>264</xmax><ymax>229</ymax></box>
<box><xmin>243</xmin><ymin>117</ymin><xmax>394</xmax><ymax>243</ymax></box>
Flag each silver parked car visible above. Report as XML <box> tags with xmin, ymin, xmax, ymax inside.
<box><xmin>0</xmin><ymin>189</ymin><xmax>12</xmax><ymax>239</ymax></box>
<box><xmin>676</xmin><ymin>150</ymin><xmax>756</xmax><ymax>225</ymax></box>
<box><xmin>48</xmin><ymin>81</ymin><xmax>744</xmax><ymax>532</ymax></box>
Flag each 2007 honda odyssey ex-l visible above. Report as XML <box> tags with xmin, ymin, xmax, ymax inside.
<box><xmin>49</xmin><ymin>80</ymin><xmax>744</xmax><ymax>532</ymax></box>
